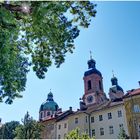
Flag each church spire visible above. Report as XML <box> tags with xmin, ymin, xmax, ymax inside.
<box><xmin>111</xmin><ymin>71</ymin><xmax>118</xmax><ymax>86</ymax></box>
<box><xmin>87</xmin><ymin>51</ymin><xmax>96</xmax><ymax>69</ymax></box>
<box><xmin>90</xmin><ymin>50</ymin><xmax>92</xmax><ymax>59</ymax></box>
<box><xmin>112</xmin><ymin>70</ymin><xmax>115</xmax><ymax>78</ymax></box>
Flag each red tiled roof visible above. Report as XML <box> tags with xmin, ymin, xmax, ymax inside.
<box><xmin>124</xmin><ymin>88</ymin><xmax>140</xmax><ymax>98</ymax></box>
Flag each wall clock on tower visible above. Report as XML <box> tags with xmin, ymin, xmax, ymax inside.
<box><xmin>87</xmin><ymin>95</ymin><xmax>93</xmax><ymax>103</ymax></box>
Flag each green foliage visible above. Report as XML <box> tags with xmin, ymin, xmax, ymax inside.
<box><xmin>15</xmin><ymin>111</ymin><xmax>43</xmax><ymax>139</ymax></box>
<box><xmin>0</xmin><ymin>121</ymin><xmax>20</xmax><ymax>139</ymax></box>
<box><xmin>118</xmin><ymin>127</ymin><xmax>129</xmax><ymax>139</ymax></box>
<box><xmin>65</xmin><ymin>128</ymin><xmax>91</xmax><ymax>139</ymax></box>
<box><xmin>0</xmin><ymin>1</ymin><xmax>96</xmax><ymax>104</ymax></box>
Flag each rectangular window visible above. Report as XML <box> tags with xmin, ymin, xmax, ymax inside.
<box><xmin>118</xmin><ymin>110</ymin><xmax>122</xmax><ymax>117</ymax></box>
<box><xmin>100</xmin><ymin>128</ymin><xmax>104</xmax><ymax>136</ymax></box>
<box><xmin>58</xmin><ymin>125</ymin><xmax>61</xmax><ymax>130</ymax></box>
<box><xmin>92</xmin><ymin>129</ymin><xmax>95</xmax><ymax>137</ymax></box>
<box><xmin>133</xmin><ymin>105</ymin><xmax>140</xmax><ymax>113</ymax></box>
<box><xmin>91</xmin><ymin>116</ymin><xmax>94</xmax><ymax>123</ymax></box>
<box><xmin>75</xmin><ymin>118</ymin><xmax>78</xmax><ymax>124</ymax></box>
<box><xmin>86</xmin><ymin>129</ymin><xmax>88</xmax><ymax>134</ymax></box>
<box><xmin>99</xmin><ymin>115</ymin><xmax>103</xmax><ymax>121</ymax></box>
<box><xmin>86</xmin><ymin>116</ymin><xmax>88</xmax><ymax>123</ymax></box>
<box><xmin>47</xmin><ymin>111</ymin><xmax>50</xmax><ymax>116</ymax></box>
<box><xmin>119</xmin><ymin>124</ymin><xmax>123</xmax><ymax>129</ymax></box>
<box><xmin>58</xmin><ymin>134</ymin><xmax>61</xmax><ymax>139</ymax></box>
<box><xmin>109</xmin><ymin>126</ymin><xmax>114</xmax><ymax>134</ymax></box>
<box><xmin>108</xmin><ymin>113</ymin><xmax>112</xmax><ymax>119</ymax></box>
<box><xmin>64</xmin><ymin>123</ymin><xmax>67</xmax><ymax>128</ymax></box>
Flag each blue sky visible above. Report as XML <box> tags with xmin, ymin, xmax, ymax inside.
<box><xmin>0</xmin><ymin>2</ymin><xmax>140</xmax><ymax>123</ymax></box>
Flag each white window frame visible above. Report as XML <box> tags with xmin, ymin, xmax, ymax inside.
<box><xmin>118</xmin><ymin>110</ymin><xmax>122</xmax><ymax>117</ymax></box>
<box><xmin>108</xmin><ymin>112</ymin><xmax>112</xmax><ymax>119</ymax></box>
<box><xmin>100</xmin><ymin>128</ymin><xmax>104</xmax><ymax>136</ymax></box>
<box><xmin>109</xmin><ymin>126</ymin><xmax>114</xmax><ymax>134</ymax></box>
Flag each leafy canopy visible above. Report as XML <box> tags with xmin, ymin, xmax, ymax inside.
<box><xmin>0</xmin><ymin>1</ymin><xmax>96</xmax><ymax>104</ymax></box>
<box><xmin>65</xmin><ymin>128</ymin><xmax>92</xmax><ymax>139</ymax></box>
<box><xmin>118</xmin><ymin>127</ymin><xmax>129</xmax><ymax>139</ymax></box>
<box><xmin>0</xmin><ymin>121</ymin><xmax>20</xmax><ymax>139</ymax></box>
<box><xmin>15</xmin><ymin>111</ymin><xmax>43</xmax><ymax>139</ymax></box>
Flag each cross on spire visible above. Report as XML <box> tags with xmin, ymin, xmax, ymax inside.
<box><xmin>112</xmin><ymin>70</ymin><xmax>115</xmax><ymax>78</ymax></box>
<box><xmin>90</xmin><ymin>50</ymin><xmax>92</xmax><ymax>59</ymax></box>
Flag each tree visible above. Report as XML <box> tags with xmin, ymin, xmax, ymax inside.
<box><xmin>0</xmin><ymin>121</ymin><xmax>20</xmax><ymax>139</ymax></box>
<box><xmin>118</xmin><ymin>127</ymin><xmax>129</xmax><ymax>139</ymax></box>
<box><xmin>65</xmin><ymin>128</ymin><xmax>91</xmax><ymax>139</ymax></box>
<box><xmin>15</xmin><ymin>112</ymin><xmax>43</xmax><ymax>139</ymax></box>
<box><xmin>0</xmin><ymin>1</ymin><xmax>96</xmax><ymax>104</ymax></box>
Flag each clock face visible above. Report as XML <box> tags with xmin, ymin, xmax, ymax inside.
<box><xmin>87</xmin><ymin>95</ymin><xmax>93</xmax><ymax>103</ymax></box>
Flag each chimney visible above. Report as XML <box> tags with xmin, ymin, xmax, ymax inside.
<box><xmin>69</xmin><ymin>106</ymin><xmax>72</xmax><ymax>111</ymax></box>
<box><xmin>57</xmin><ymin>108</ymin><xmax>62</xmax><ymax>114</ymax></box>
<box><xmin>138</xmin><ymin>81</ymin><xmax>140</xmax><ymax>87</ymax></box>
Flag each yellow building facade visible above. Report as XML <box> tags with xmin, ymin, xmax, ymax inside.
<box><xmin>124</xmin><ymin>88</ymin><xmax>140</xmax><ymax>139</ymax></box>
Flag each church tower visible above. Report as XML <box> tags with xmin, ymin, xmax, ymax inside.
<box><xmin>108</xmin><ymin>73</ymin><xmax>124</xmax><ymax>101</ymax></box>
<box><xmin>82</xmin><ymin>53</ymin><xmax>107</xmax><ymax>106</ymax></box>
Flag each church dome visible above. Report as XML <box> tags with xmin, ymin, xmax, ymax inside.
<box><xmin>84</xmin><ymin>58</ymin><xmax>102</xmax><ymax>77</ymax></box>
<box><xmin>110</xmin><ymin>76</ymin><xmax>124</xmax><ymax>92</ymax></box>
<box><xmin>39</xmin><ymin>92</ymin><xmax>59</xmax><ymax>112</ymax></box>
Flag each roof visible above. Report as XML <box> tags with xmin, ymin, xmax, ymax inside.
<box><xmin>40</xmin><ymin>116</ymin><xmax>56</xmax><ymax>123</ymax></box>
<box><xmin>40</xmin><ymin>101</ymin><xmax>59</xmax><ymax>112</ymax></box>
<box><xmin>84</xmin><ymin>68</ymin><xmax>102</xmax><ymax>77</ymax></box>
<box><xmin>56</xmin><ymin>110</ymin><xmax>74</xmax><ymax>122</ymax></box>
<box><xmin>86</xmin><ymin>100</ymin><xmax>123</xmax><ymax>114</ymax></box>
<box><xmin>123</xmin><ymin>88</ymin><xmax>140</xmax><ymax>98</ymax></box>
<box><xmin>39</xmin><ymin>91</ymin><xmax>59</xmax><ymax>112</ymax></box>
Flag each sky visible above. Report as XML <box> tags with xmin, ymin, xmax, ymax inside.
<box><xmin>0</xmin><ymin>1</ymin><xmax>140</xmax><ymax>123</ymax></box>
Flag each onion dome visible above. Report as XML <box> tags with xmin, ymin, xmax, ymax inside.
<box><xmin>84</xmin><ymin>53</ymin><xmax>102</xmax><ymax>77</ymax></box>
<box><xmin>110</xmin><ymin>75</ymin><xmax>123</xmax><ymax>92</ymax></box>
<box><xmin>39</xmin><ymin>91</ymin><xmax>59</xmax><ymax>112</ymax></box>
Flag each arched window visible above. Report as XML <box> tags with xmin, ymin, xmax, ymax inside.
<box><xmin>88</xmin><ymin>80</ymin><xmax>92</xmax><ymax>90</ymax></box>
<box><xmin>47</xmin><ymin>111</ymin><xmax>50</xmax><ymax>116</ymax></box>
<box><xmin>99</xmin><ymin>80</ymin><xmax>102</xmax><ymax>90</ymax></box>
<box><xmin>40</xmin><ymin>112</ymin><xmax>43</xmax><ymax>118</ymax></box>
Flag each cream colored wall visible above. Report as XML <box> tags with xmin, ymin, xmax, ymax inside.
<box><xmin>68</xmin><ymin>112</ymin><xmax>89</xmax><ymax>135</ymax></box>
<box><xmin>41</xmin><ymin>120</ymin><xmax>57</xmax><ymax>139</ymax></box>
<box><xmin>56</xmin><ymin>119</ymin><xmax>68</xmax><ymax>139</ymax></box>
<box><xmin>90</xmin><ymin>104</ymin><xmax>128</xmax><ymax>139</ymax></box>
<box><xmin>42</xmin><ymin>104</ymin><xmax>129</xmax><ymax>139</ymax></box>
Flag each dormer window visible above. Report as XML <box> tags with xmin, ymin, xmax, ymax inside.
<box><xmin>88</xmin><ymin>80</ymin><xmax>92</xmax><ymax>90</ymax></box>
